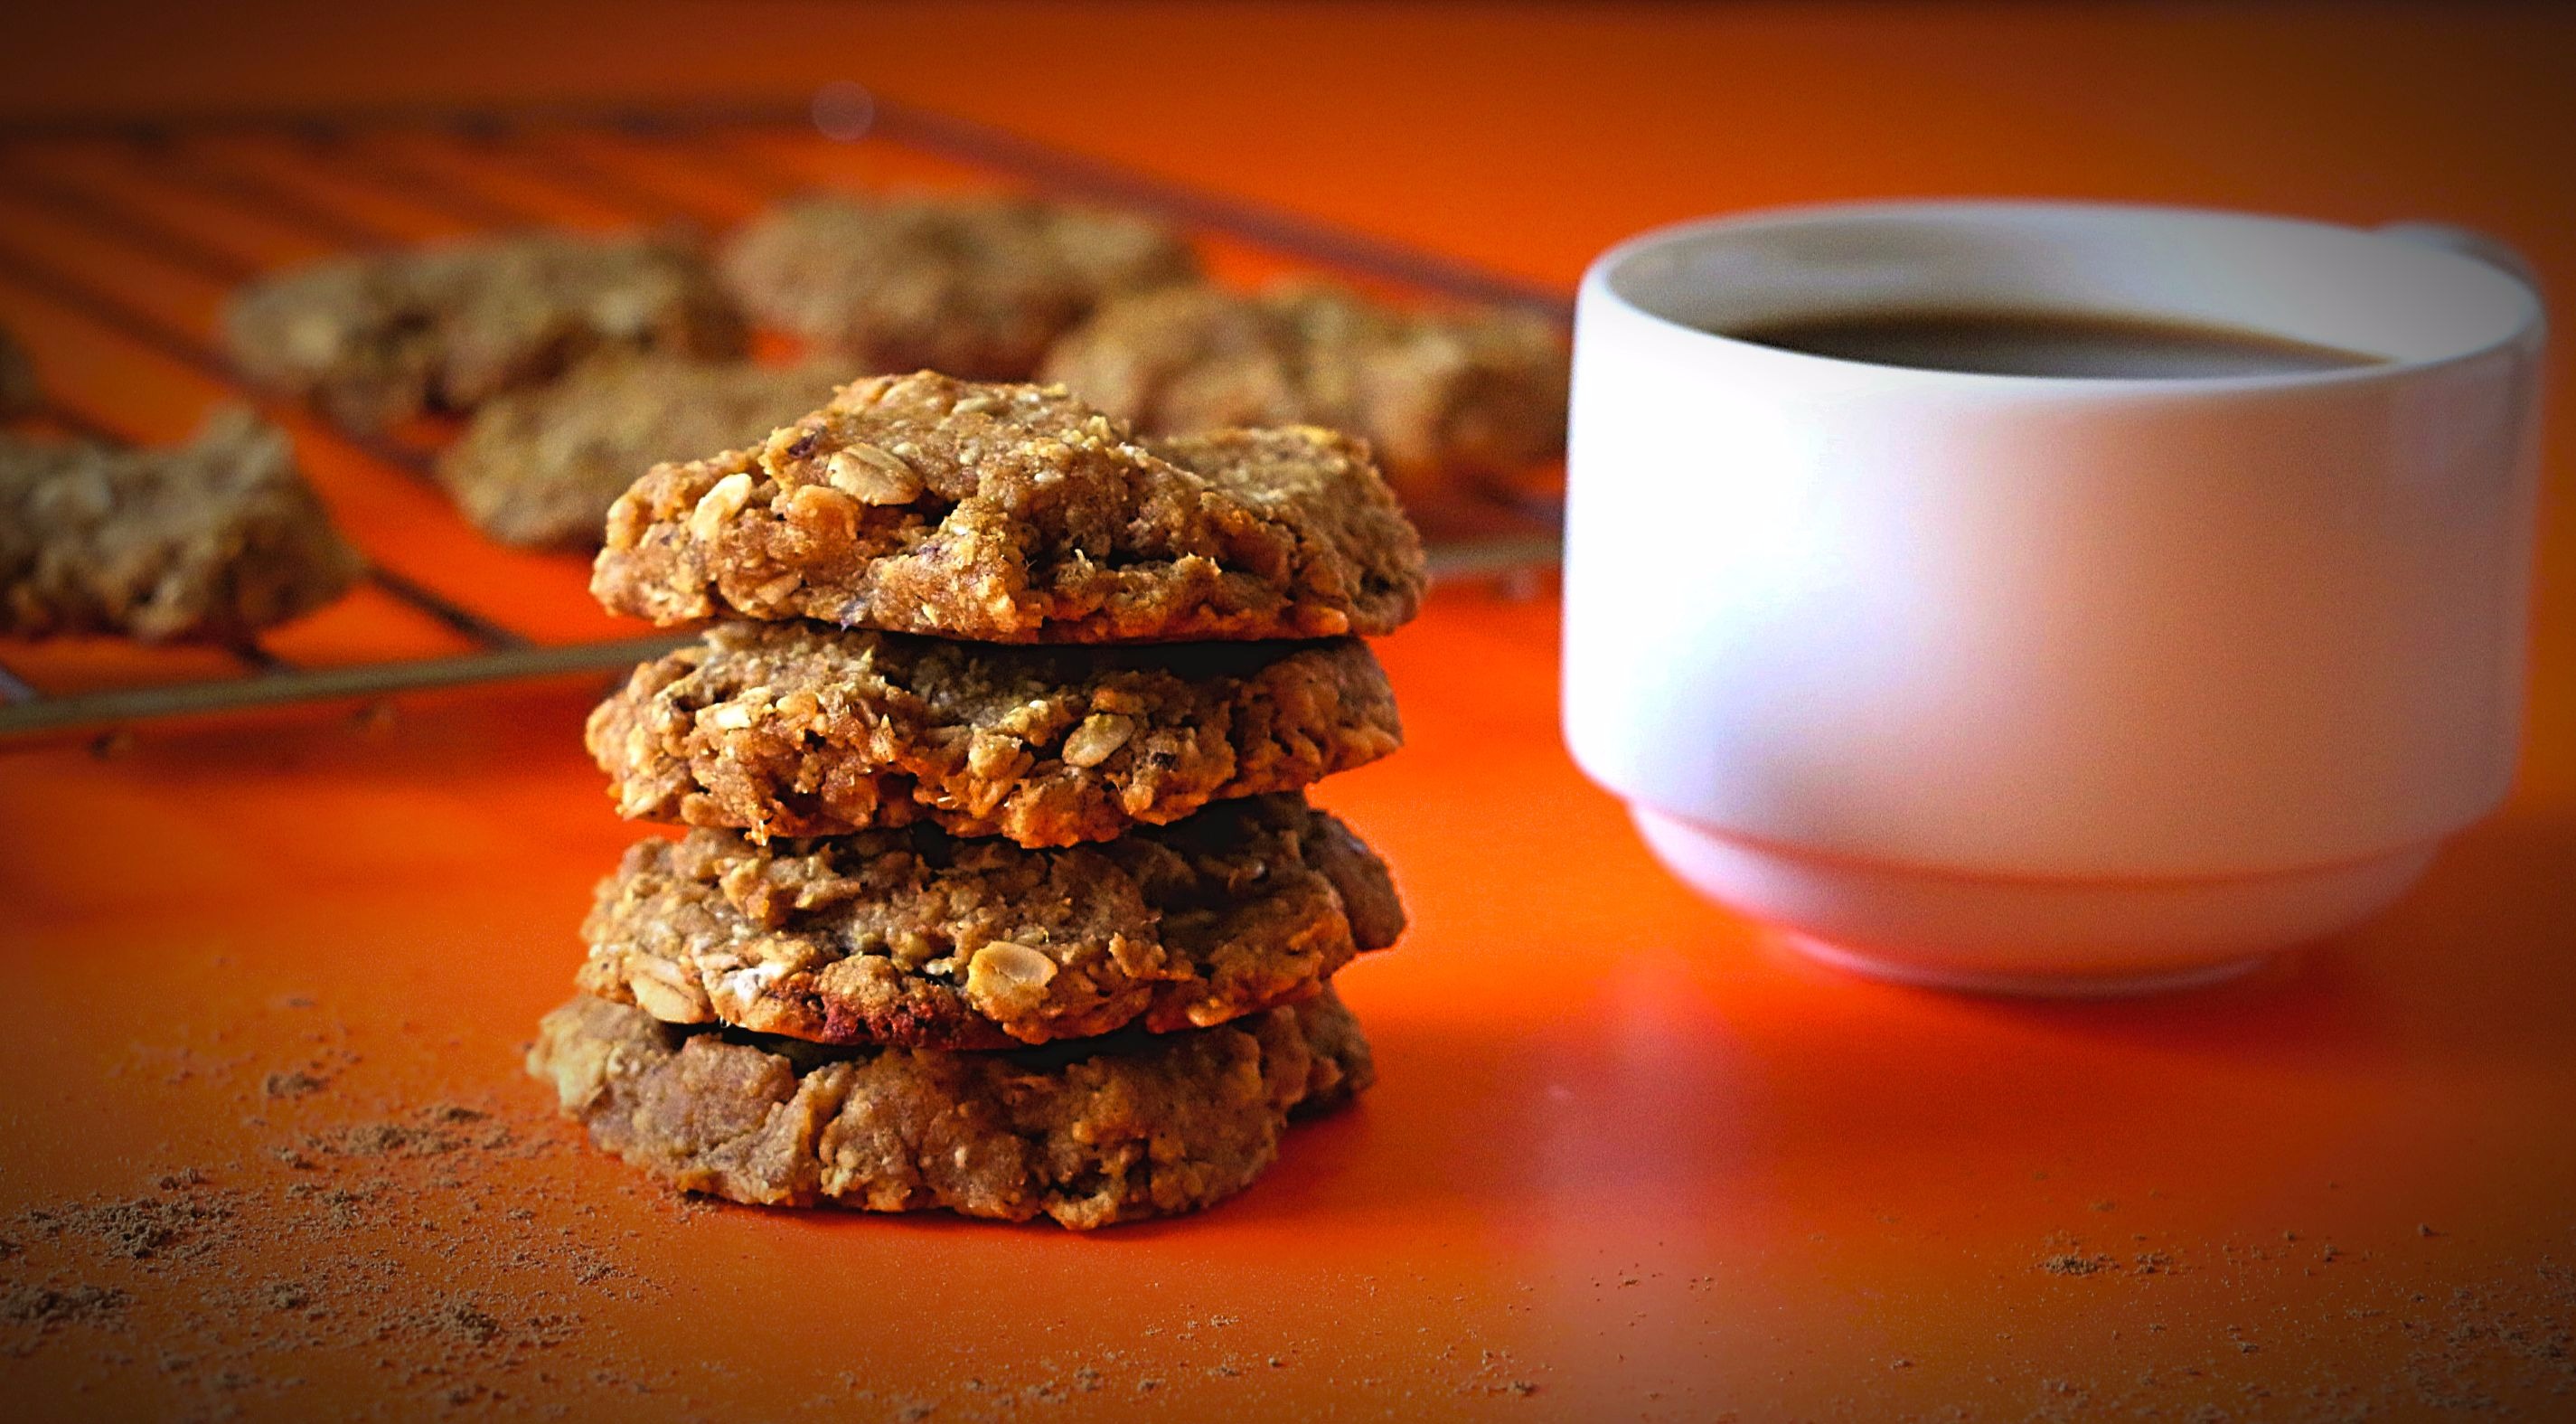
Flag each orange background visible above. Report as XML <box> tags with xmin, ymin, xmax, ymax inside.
<box><xmin>3</xmin><ymin>4</ymin><xmax>2572</xmax><ymax>1419</ymax></box>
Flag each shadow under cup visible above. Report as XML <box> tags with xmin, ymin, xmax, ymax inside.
<box><xmin>1559</xmin><ymin>201</ymin><xmax>2546</xmax><ymax>995</ymax></box>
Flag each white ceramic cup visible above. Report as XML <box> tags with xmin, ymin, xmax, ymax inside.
<box><xmin>1562</xmin><ymin>200</ymin><xmax>2546</xmax><ymax>995</ymax></box>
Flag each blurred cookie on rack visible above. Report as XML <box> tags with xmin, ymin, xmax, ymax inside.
<box><xmin>719</xmin><ymin>194</ymin><xmax>1196</xmax><ymax>379</ymax></box>
<box><xmin>225</xmin><ymin>231</ymin><xmax>744</xmax><ymax>430</ymax></box>
<box><xmin>1039</xmin><ymin>279</ymin><xmax>1570</xmax><ymax>495</ymax></box>
<box><xmin>437</xmin><ymin>354</ymin><xmax>841</xmax><ymax>549</ymax></box>
<box><xmin>0</xmin><ymin>407</ymin><xmax>362</xmax><ymax>642</ymax></box>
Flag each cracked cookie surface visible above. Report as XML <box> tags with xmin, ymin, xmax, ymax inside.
<box><xmin>1039</xmin><ymin>280</ymin><xmax>1569</xmax><ymax>493</ymax></box>
<box><xmin>528</xmin><ymin>987</ymin><xmax>1370</xmax><ymax>1228</ymax></box>
<box><xmin>438</xmin><ymin>355</ymin><xmax>841</xmax><ymax>548</ymax></box>
<box><xmin>1</xmin><ymin>408</ymin><xmax>363</xmax><ymax>641</ymax></box>
<box><xmin>589</xmin><ymin>371</ymin><xmax>1425</xmax><ymax>642</ymax></box>
<box><xmin>578</xmin><ymin>794</ymin><xmax>1406</xmax><ymax>1049</ymax></box>
<box><xmin>588</xmin><ymin>621</ymin><xmax>1400</xmax><ymax>844</ymax></box>
<box><xmin>226</xmin><ymin>231</ymin><xmax>745</xmax><ymax>429</ymax></box>
<box><xmin>719</xmin><ymin>194</ymin><xmax>1196</xmax><ymax>379</ymax></box>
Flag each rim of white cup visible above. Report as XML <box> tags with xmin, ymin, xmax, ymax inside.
<box><xmin>1583</xmin><ymin>198</ymin><xmax>2545</xmax><ymax>392</ymax></box>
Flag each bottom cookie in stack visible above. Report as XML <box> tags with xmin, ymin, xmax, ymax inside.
<box><xmin>528</xmin><ymin>988</ymin><xmax>1371</xmax><ymax>1230</ymax></box>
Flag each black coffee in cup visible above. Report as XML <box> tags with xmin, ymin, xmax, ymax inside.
<box><xmin>1725</xmin><ymin>308</ymin><xmax>2384</xmax><ymax>380</ymax></box>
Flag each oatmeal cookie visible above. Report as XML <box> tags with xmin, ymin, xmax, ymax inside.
<box><xmin>529</xmin><ymin>987</ymin><xmax>1369</xmax><ymax>1228</ymax></box>
<box><xmin>225</xmin><ymin>231</ymin><xmax>745</xmax><ymax>429</ymax></box>
<box><xmin>588</xmin><ymin>621</ymin><xmax>1400</xmax><ymax>844</ymax></box>
<box><xmin>437</xmin><ymin>355</ymin><xmax>840</xmax><ymax>548</ymax></box>
<box><xmin>0</xmin><ymin>408</ymin><xmax>363</xmax><ymax>641</ymax></box>
<box><xmin>1039</xmin><ymin>280</ymin><xmax>1570</xmax><ymax>491</ymax></box>
<box><xmin>719</xmin><ymin>193</ymin><xmax>1196</xmax><ymax>379</ymax></box>
<box><xmin>590</xmin><ymin>371</ymin><xmax>1424</xmax><ymax>641</ymax></box>
<box><xmin>578</xmin><ymin>794</ymin><xmax>1406</xmax><ymax>1049</ymax></box>
<box><xmin>0</xmin><ymin>324</ymin><xmax>37</xmax><ymax>416</ymax></box>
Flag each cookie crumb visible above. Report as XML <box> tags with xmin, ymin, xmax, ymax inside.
<box><xmin>263</xmin><ymin>1070</ymin><xmax>330</xmax><ymax>1099</ymax></box>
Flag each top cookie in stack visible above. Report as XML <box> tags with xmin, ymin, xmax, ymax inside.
<box><xmin>588</xmin><ymin>371</ymin><xmax>1424</xmax><ymax>643</ymax></box>
<box><xmin>533</xmin><ymin>371</ymin><xmax>1426</xmax><ymax>1227</ymax></box>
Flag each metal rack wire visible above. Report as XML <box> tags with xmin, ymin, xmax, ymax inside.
<box><xmin>0</xmin><ymin>96</ymin><xmax>1565</xmax><ymax>742</ymax></box>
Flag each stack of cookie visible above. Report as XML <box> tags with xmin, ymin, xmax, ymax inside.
<box><xmin>527</xmin><ymin>370</ymin><xmax>1429</xmax><ymax>1229</ymax></box>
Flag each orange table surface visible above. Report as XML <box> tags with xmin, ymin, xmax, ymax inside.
<box><xmin>5</xmin><ymin>5</ymin><xmax>2574</xmax><ymax>1420</ymax></box>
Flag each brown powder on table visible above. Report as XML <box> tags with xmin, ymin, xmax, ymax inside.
<box><xmin>0</xmin><ymin>1044</ymin><xmax>686</xmax><ymax>1415</ymax></box>
<box><xmin>4</xmin><ymin>1284</ymin><xmax>131</xmax><ymax>1341</ymax></box>
<box><xmin>17</xmin><ymin>1189</ymin><xmax>233</xmax><ymax>1265</ymax></box>
<box><xmin>13</xmin><ymin>1031</ymin><xmax>1490</xmax><ymax>1419</ymax></box>
<box><xmin>1980</xmin><ymin>1225</ymin><xmax>2576</xmax><ymax>1420</ymax></box>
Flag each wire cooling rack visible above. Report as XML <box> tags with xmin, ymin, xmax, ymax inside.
<box><xmin>0</xmin><ymin>95</ymin><xmax>1566</xmax><ymax>742</ymax></box>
